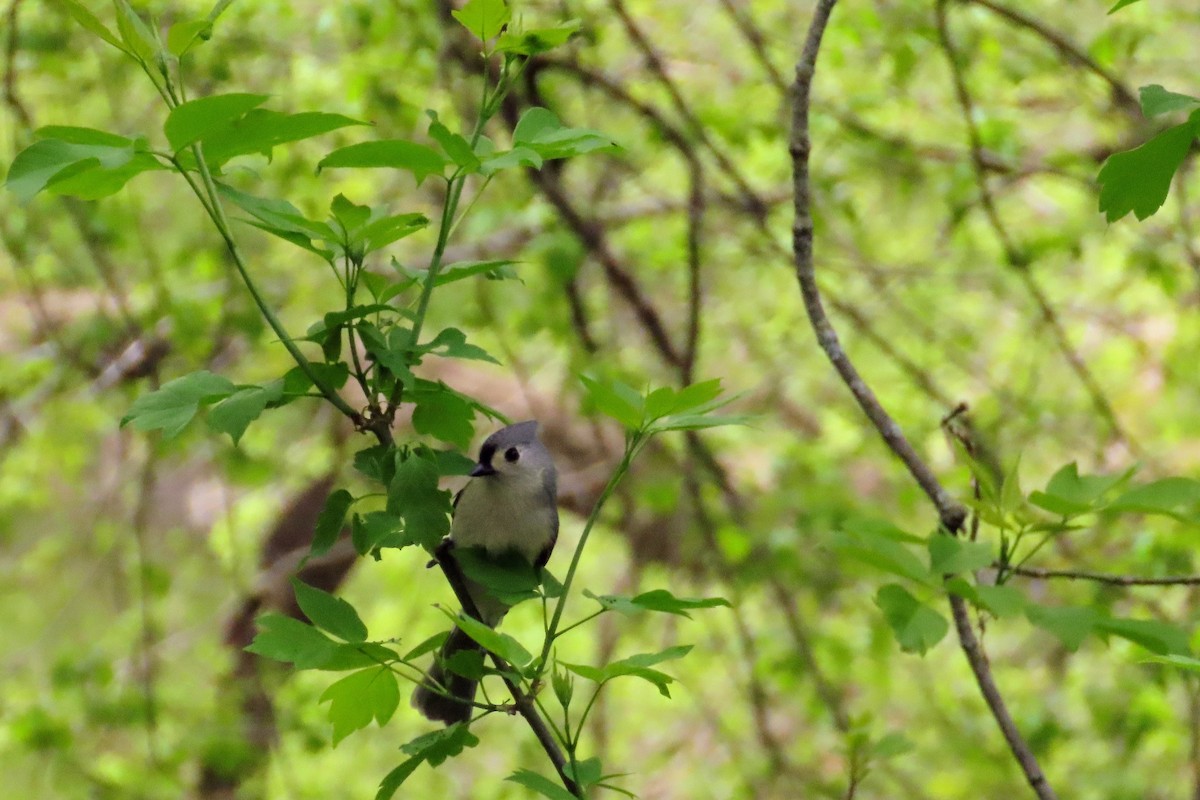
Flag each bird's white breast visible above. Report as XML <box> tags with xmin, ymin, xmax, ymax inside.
<box><xmin>451</xmin><ymin>471</ymin><xmax>554</xmax><ymax>564</ymax></box>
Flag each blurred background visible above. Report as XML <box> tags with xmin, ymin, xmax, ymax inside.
<box><xmin>3</xmin><ymin>1</ymin><xmax>1200</xmax><ymax>798</ymax></box>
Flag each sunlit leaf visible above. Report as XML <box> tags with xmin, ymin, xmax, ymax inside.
<box><xmin>245</xmin><ymin>613</ymin><xmax>338</xmax><ymax>669</ymax></box>
<box><xmin>120</xmin><ymin>370</ymin><xmax>235</xmax><ymax>438</ymax></box>
<box><xmin>451</xmin><ymin>0</ymin><xmax>510</xmax><ymax>41</ymax></box>
<box><xmin>1099</xmin><ymin>114</ymin><xmax>1200</xmax><ymax>222</ymax></box>
<box><xmin>319</xmin><ymin>667</ymin><xmax>399</xmax><ymax>745</ymax></box>
<box><xmin>318</xmin><ymin>140</ymin><xmax>447</xmax><ymax>185</ymax></box>
<box><xmin>292</xmin><ymin>578</ymin><xmax>368</xmax><ymax>643</ymax></box>
<box><xmin>164</xmin><ymin>93</ymin><xmax>268</xmax><ymax>151</ymax></box>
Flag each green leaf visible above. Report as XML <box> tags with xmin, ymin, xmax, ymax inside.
<box><xmin>1099</xmin><ymin>115</ymin><xmax>1200</xmax><ymax>222</ymax></box>
<box><xmin>456</xmin><ymin>548</ymin><xmax>542</xmax><ymax>606</ymax></box>
<box><xmin>399</xmin><ymin>723</ymin><xmax>479</xmax><ymax>766</ymax></box>
<box><xmin>1108</xmin><ymin>0</ymin><xmax>1142</xmax><ymax>12</ymax></box>
<box><xmin>427</xmin><ymin>111</ymin><xmax>480</xmax><ymax>171</ymax></box>
<box><xmin>1095</xmin><ymin>617</ymin><xmax>1190</xmax><ymax>655</ymax></box>
<box><xmin>451</xmin><ymin>0</ymin><xmax>510</xmax><ymax>41</ymax></box>
<box><xmin>946</xmin><ymin>579</ymin><xmax>1026</xmax><ymax>618</ymax></box>
<box><xmin>402</xmin><ymin>631</ymin><xmax>449</xmax><ymax>661</ymax></box>
<box><xmin>418</xmin><ymin>327</ymin><xmax>501</xmax><ymax>365</ymax></box>
<box><xmin>559</xmin><ymin>648</ymin><xmax>685</xmax><ymax>698</ymax></box>
<box><xmin>113</xmin><ymin>0</ymin><xmax>159</xmax><ymax>61</ymax></box>
<box><xmin>207</xmin><ymin>382</ymin><xmax>283</xmax><ymax>444</ymax></box>
<box><xmin>387</xmin><ymin>452</ymin><xmax>452</xmax><ymax>548</ymax></box>
<box><xmin>50</xmin><ymin>0</ymin><xmax>129</xmax><ymax>53</ymax></box>
<box><xmin>1107</xmin><ymin>477</ymin><xmax>1200</xmax><ymax>519</ymax></box>
<box><xmin>245</xmin><ymin>613</ymin><xmax>338</xmax><ymax>668</ymax></box>
<box><xmin>842</xmin><ymin>516</ymin><xmax>926</xmax><ymax>544</ymax></box>
<box><xmin>6</xmin><ymin>133</ymin><xmax>153</xmax><ymax>202</ymax></box>
<box><xmin>1143</xmin><ymin>654</ymin><xmax>1200</xmax><ymax>674</ymax></box>
<box><xmin>319</xmin><ymin>667</ymin><xmax>399</xmax><ymax>745</ymax></box>
<box><xmin>512</xmin><ymin>107</ymin><xmax>617</xmax><ymax>161</ymax></box>
<box><xmin>330</xmin><ymin>193</ymin><xmax>372</xmax><ymax>233</ymax></box>
<box><xmin>506</xmin><ymin>769</ymin><xmax>579</xmax><ymax>800</ymax></box>
<box><xmin>292</xmin><ymin>578</ymin><xmax>368</xmax><ymax>643</ymax></box>
<box><xmin>313</xmin><ymin>489</ymin><xmax>353</xmax><ymax>556</ymax></box>
<box><xmin>318</xmin><ymin>140</ymin><xmax>447</xmax><ymax>185</ymax></box>
<box><xmin>219</xmin><ymin>183</ymin><xmax>337</xmax><ymax>258</ymax></box>
<box><xmin>670</xmin><ymin>379</ymin><xmax>724</xmax><ymax>414</ymax></box>
<box><xmin>648</xmin><ymin>412</ymin><xmax>752</xmax><ymax>433</ymax></box>
<box><xmin>282</xmin><ymin>362</ymin><xmax>349</xmax><ymax>396</ymax></box>
<box><xmin>197</xmin><ymin>110</ymin><xmax>367</xmax><ymax>167</ymax></box>
<box><xmin>351</xmin><ymin>511</ymin><xmax>405</xmax><ymax>554</ymax></box>
<box><xmin>834</xmin><ymin>526</ymin><xmax>935</xmax><ymax>586</ymax></box>
<box><xmin>166</xmin><ymin>18</ymin><xmax>213</xmax><ymax>56</ymax></box>
<box><xmin>164</xmin><ymin>93</ymin><xmax>268</xmax><ymax>152</ymax></box>
<box><xmin>928</xmin><ymin>535</ymin><xmax>993</xmax><ymax>575</ymax></box>
<box><xmin>495</xmin><ymin>20</ymin><xmax>581</xmax><ymax>55</ymax></box>
<box><xmin>377</xmin><ymin>727</ymin><xmax>482</xmax><ymax>799</ymax></box>
<box><xmin>595</xmin><ymin>587</ymin><xmax>724</xmax><ymax>618</ymax></box>
<box><xmin>431</xmin><ymin>259</ymin><xmax>521</xmax><ymax>286</ymax></box>
<box><xmin>440</xmin><ymin>609</ymin><xmax>533</xmax><ymax>667</ymax></box>
<box><xmin>479</xmin><ymin>146</ymin><xmax>543</xmax><ymax>174</ymax></box>
<box><xmin>1139</xmin><ymin>85</ymin><xmax>1200</xmax><ymax>118</ymax></box>
<box><xmin>376</xmin><ymin>756</ymin><xmax>424</xmax><ymax>800</ymax></box>
<box><xmin>120</xmin><ymin>370</ymin><xmax>235</xmax><ymax>438</ymax></box>
<box><xmin>1026</xmin><ymin>604</ymin><xmax>1101</xmax><ymax>651</ymax></box>
<box><xmin>354</xmin><ymin>445</ymin><xmax>395</xmax><ymax>484</ymax></box>
<box><xmin>318</xmin><ymin>642</ymin><xmax>398</xmax><ymax>672</ymax></box>
<box><xmin>580</xmin><ymin>375</ymin><xmax>643</xmax><ymax>428</ymax></box>
<box><xmin>360</xmin><ymin>212</ymin><xmax>429</xmax><ymax>253</ymax></box>
<box><xmin>1029</xmin><ymin>462</ymin><xmax>1132</xmax><ymax>516</ymax></box>
<box><xmin>874</xmin><ymin>584</ymin><xmax>949</xmax><ymax>655</ymax></box>
<box><xmin>412</xmin><ymin>388</ymin><xmax>476</xmax><ymax>450</ymax></box>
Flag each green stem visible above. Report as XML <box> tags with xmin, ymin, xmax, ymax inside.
<box><xmin>572</xmin><ymin>684</ymin><xmax>606</xmax><ymax>749</ymax></box>
<box><xmin>538</xmin><ymin>434</ymin><xmax>642</xmax><ymax>676</ymax></box>
<box><xmin>404</xmin><ymin>56</ymin><xmax>527</xmax><ymax>353</ymax></box>
<box><xmin>179</xmin><ymin>151</ymin><xmax>360</xmax><ymax>421</ymax></box>
<box><xmin>553</xmin><ymin>608</ymin><xmax>607</xmax><ymax>640</ymax></box>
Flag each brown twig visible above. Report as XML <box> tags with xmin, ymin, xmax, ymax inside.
<box><xmin>1006</xmin><ymin>566</ymin><xmax>1200</xmax><ymax>587</ymax></box>
<box><xmin>790</xmin><ymin>3</ymin><xmax>1057</xmax><ymax>798</ymax></box>
<box><xmin>965</xmin><ymin>0</ymin><xmax>1141</xmax><ymax>119</ymax></box>
<box><xmin>934</xmin><ymin>0</ymin><xmax>1138</xmax><ymax>460</ymax></box>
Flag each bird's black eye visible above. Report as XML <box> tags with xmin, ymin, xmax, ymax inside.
<box><xmin>504</xmin><ymin>447</ymin><xmax>520</xmax><ymax>463</ymax></box>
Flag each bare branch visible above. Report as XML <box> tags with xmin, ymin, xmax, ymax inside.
<box><xmin>791</xmin><ymin>0</ymin><xmax>965</xmax><ymax>530</ymax></box>
<box><xmin>1007</xmin><ymin>566</ymin><xmax>1200</xmax><ymax>587</ymax></box>
<box><xmin>790</xmin><ymin>4</ymin><xmax>1057</xmax><ymax>798</ymax></box>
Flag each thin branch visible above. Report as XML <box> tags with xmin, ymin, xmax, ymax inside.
<box><xmin>948</xmin><ymin>596</ymin><xmax>1057</xmax><ymax>798</ymax></box>
<box><xmin>790</xmin><ymin>2</ymin><xmax>964</xmax><ymax>530</ymax></box>
<box><xmin>790</xmin><ymin>4</ymin><xmax>1057</xmax><ymax>799</ymax></box>
<box><xmin>433</xmin><ymin>541</ymin><xmax>580</xmax><ymax>797</ymax></box>
<box><xmin>608</xmin><ymin>0</ymin><xmax>769</xmax><ymax>220</ymax></box>
<box><xmin>965</xmin><ymin>0</ymin><xmax>1141</xmax><ymax>119</ymax></box>
<box><xmin>934</xmin><ymin>0</ymin><xmax>1138</xmax><ymax>459</ymax></box>
<box><xmin>1007</xmin><ymin>566</ymin><xmax>1200</xmax><ymax>587</ymax></box>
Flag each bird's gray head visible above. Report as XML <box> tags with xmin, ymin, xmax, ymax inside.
<box><xmin>470</xmin><ymin>420</ymin><xmax>554</xmax><ymax>480</ymax></box>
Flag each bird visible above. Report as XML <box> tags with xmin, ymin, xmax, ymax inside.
<box><xmin>412</xmin><ymin>420</ymin><xmax>559</xmax><ymax>725</ymax></box>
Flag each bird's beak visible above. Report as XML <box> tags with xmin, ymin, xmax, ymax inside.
<box><xmin>469</xmin><ymin>462</ymin><xmax>496</xmax><ymax>477</ymax></box>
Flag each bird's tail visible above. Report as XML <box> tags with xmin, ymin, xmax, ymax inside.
<box><xmin>411</xmin><ymin>626</ymin><xmax>481</xmax><ymax>725</ymax></box>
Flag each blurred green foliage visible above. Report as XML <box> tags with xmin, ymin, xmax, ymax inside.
<box><xmin>4</xmin><ymin>1</ymin><xmax>1200</xmax><ymax>799</ymax></box>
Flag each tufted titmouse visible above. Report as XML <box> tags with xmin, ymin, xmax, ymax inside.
<box><xmin>412</xmin><ymin>420</ymin><xmax>559</xmax><ymax>725</ymax></box>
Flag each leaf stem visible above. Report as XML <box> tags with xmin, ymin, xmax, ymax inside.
<box><xmin>538</xmin><ymin>434</ymin><xmax>642</xmax><ymax>676</ymax></box>
<box><xmin>176</xmin><ymin>151</ymin><xmax>360</xmax><ymax>421</ymax></box>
